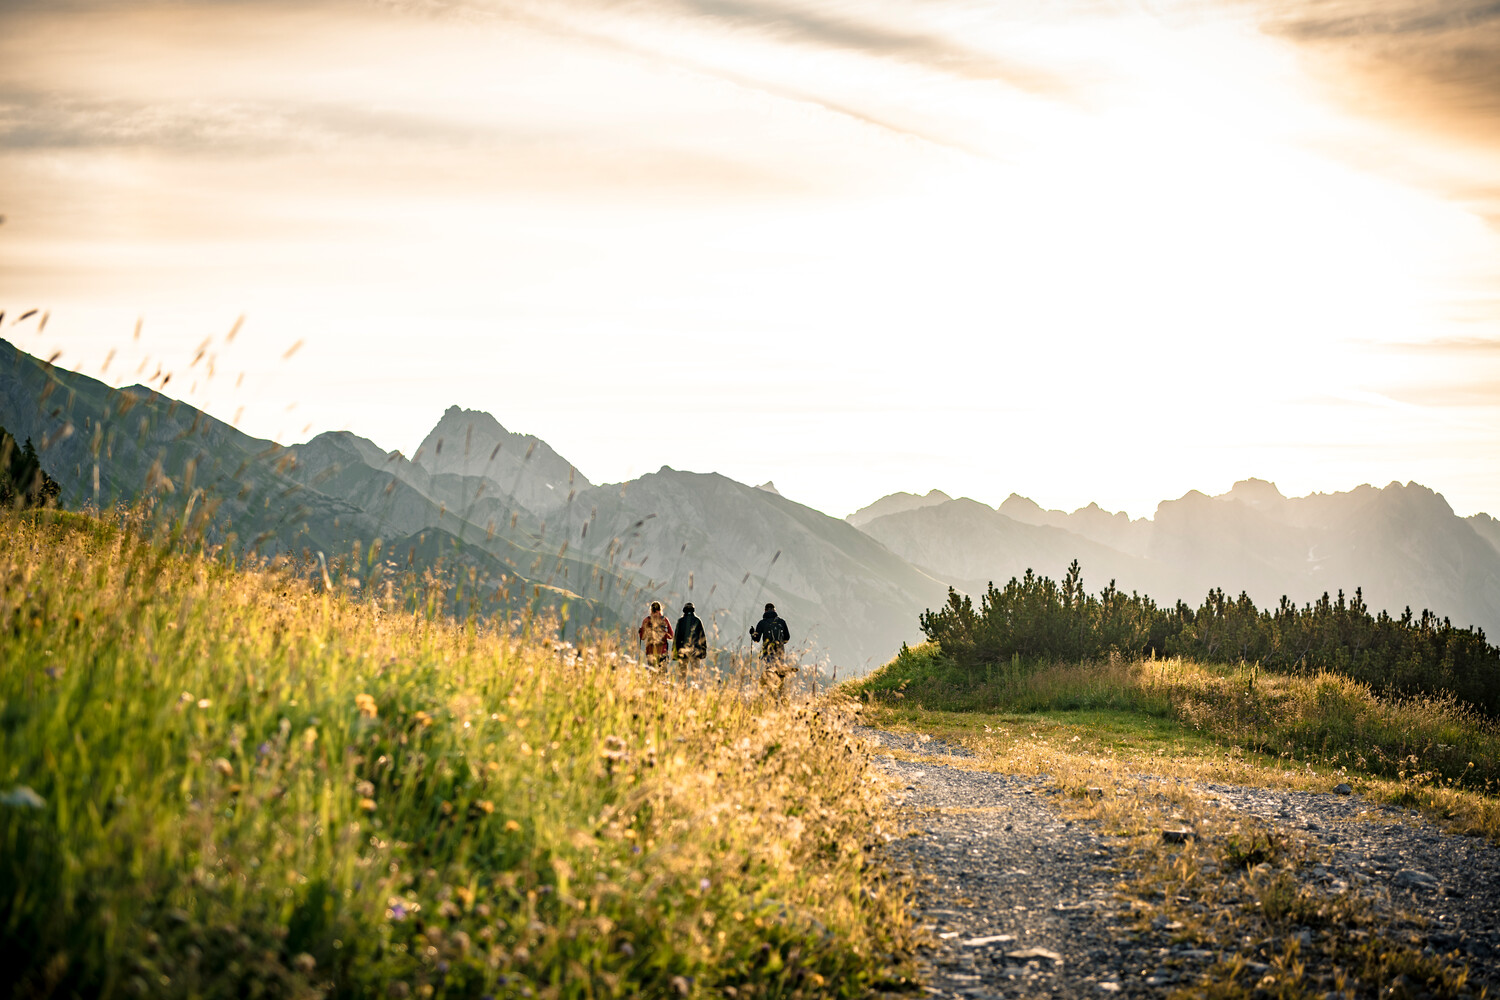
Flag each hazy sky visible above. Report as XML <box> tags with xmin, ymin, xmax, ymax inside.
<box><xmin>3</xmin><ymin>0</ymin><xmax>1499</xmax><ymax>519</ymax></box>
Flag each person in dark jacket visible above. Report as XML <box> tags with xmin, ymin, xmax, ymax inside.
<box><xmin>673</xmin><ymin>602</ymin><xmax>707</xmax><ymax>673</ymax></box>
<box><xmin>749</xmin><ymin>603</ymin><xmax>790</xmax><ymax>661</ymax></box>
<box><xmin>750</xmin><ymin>602</ymin><xmax>794</xmax><ymax>697</ymax></box>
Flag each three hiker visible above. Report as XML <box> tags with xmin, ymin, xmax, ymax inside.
<box><xmin>636</xmin><ymin>599</ymin><xmax>795</xmax><ymax>690</ymax></box>
<box><xmin>637</xmin><ymin>601</ymin><xmax>673</xmax><ymax>668</ymax></box>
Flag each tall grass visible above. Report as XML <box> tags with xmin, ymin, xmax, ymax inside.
<box><xmin>0</xmin><ymin>509</ymin><xmax>913</xmax><ymax>999</ymax></box>
<box><xmin>855</xmin><ymin>643</ymin><xmax>1500</xmax><ymax>790</ymax></box>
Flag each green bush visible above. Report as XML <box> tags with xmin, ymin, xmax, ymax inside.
<box><xmin>919</xmin><ymin>562</ymin><xmax>1500</xmax><ymax>715</ymax></box>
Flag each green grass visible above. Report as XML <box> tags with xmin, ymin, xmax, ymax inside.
<box><xmin>0</xmin><ymin>509</ymin><xmax>916</xmax><ymax>999</ymax></box>
<box><xmin>853</xmin><ymin>643</ymin><xmax>1500</xmax><ymax>793</ymax></box>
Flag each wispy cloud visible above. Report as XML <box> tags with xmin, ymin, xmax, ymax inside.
<box><xmin>1256</xmin><ymin>0</ymin><xmax>1500</xmax><ymax>150</ymax></box>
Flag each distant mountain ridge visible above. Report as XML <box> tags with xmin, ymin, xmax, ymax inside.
<box><xmin>854</xmin><ymin>479</ymin><xmax>1500</xmax><ymax>640</ymax></box>
<box><xmin>846</xmin><ymin>489</ymin><xmax>951</xmax><ymax>528</ymax></box>
<box><xmin>6</xmin><ymin>336</ymin><xmax>1496</xmax><ymax>668</ymax></box>
<box><xmin>1</xmin><ymin>341</ymin><xmax>943</xmax><ymax>670</ymax></box>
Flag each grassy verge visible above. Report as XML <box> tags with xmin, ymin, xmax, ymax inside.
<box><xmin>847</xmin><ymin>645</ymin><xmax>1499</xmax><ymax>998</ymax></box>
<box><xmin>0</xmin><ymin>509</ymin><xmax>916</xmax><ymax>999</ymax></box>
<box><xmin>854</xmin><ymin>643</ymin><xmax>1500</xmax><ymax>837</ymax></box>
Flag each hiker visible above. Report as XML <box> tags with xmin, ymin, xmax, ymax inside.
<box><xmin>749</xmin><ymin>603</ymin><xmax>795</xmax><ymax>697</ymax></box>
<box><xmin>638</xmin><ymin>601</ymin><xmax>673</xmax><ymax>668</ymax></box>
<box><xmin>749</xmin><ymin>602</ymin><xmax>790</xmax><ymax>661</ymax></box>
<box><xmin>673</xmin><ymin>602</ymin><xmax>708</xmax><ymax>673</ymax></box>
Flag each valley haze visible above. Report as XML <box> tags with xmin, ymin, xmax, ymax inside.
<box><xmin>4</xmin><ymin>339</ymin><xmax>1499</xmax><ymax>675</ymax></box>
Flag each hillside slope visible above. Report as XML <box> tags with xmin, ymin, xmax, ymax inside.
<box><xmin>548</xmin><ymin>468</ymin><xmax>952</xmax><ymax>672</ymax></box>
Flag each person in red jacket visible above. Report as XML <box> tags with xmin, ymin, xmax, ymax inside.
<box><xmin>638</xmin><ymin>601</ymin><xmax>673</xmax><ymax>668</ymax></box>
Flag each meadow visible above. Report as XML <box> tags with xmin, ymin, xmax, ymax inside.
<box><xmin>854</xmin><ymin>641</ymin><xmax>1500</xmax><ymax>838</ymax></box>
<box><xmin>0</xmin><ymin>508</ymin><xmax>915</xmax><ymax>999</ymax></box>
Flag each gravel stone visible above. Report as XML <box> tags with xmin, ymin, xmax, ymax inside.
<box><xmin>862</xmin><ymin>727</ymin><xmax>1500</xmax><ymax>997</ymax></box>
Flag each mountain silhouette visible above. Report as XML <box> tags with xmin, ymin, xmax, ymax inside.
<box><xmin>851</xmin><ymin>480</ymin><xmax>1500</xmax><ymax>638</ymax></box>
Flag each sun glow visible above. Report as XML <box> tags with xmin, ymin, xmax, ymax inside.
<box><xmin>2</xmin><ymin>0</ymin><xmax>1497</xmax><ymax>517</ymax></box>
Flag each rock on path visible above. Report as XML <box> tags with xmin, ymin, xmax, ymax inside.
<box><xmin>861</xmin><ymin>728</ymin><xmax>1500</xmax><ymax>999</ymax></box>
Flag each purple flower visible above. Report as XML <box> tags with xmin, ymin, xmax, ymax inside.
<box><xmin>631</xmin><ymin>846</ymin><xmax>641</xmax><ymax>855</ymax></box>
<box><xmin>699</xmin><ymin>878</ymin><xmax>711</xmax><ymax>891</ymax></box>
<box><xmin>389</xmin><ymin>903</ymin><xmax>408</xmax><ymax>921</ymax></box>
<box><xmin>257</xmin><ymin>743</ymin><xmax>272</xmax><ymax>758</ymax></box>
<box><xmin>436</xmin><ymin>961</ymin><xmax>449</xmax><ymax>974</ymax></box>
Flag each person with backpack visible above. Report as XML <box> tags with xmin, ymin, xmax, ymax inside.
<box><xmin>638</xmin><ymin>601</ymin><xmax>673</xmax><ymax>668</ymax></box>
<box><xmin>673</xmin><ymin>602</ymin><xmax>708</xmax><ymax>674</ymax></box>
<box><xmin>749</xmin><ymin>602</ymin><xmax>794</xmax><ymax>697</ymax></box>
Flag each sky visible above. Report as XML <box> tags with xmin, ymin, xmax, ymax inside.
<box><xmin>2</xmin><ymin>0</ymin><xmax>1499</xmax><ymax>520</ymax></box>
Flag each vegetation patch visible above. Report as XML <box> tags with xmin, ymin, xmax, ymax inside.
<box><xmin>0</xmin><ymin>509</ymin><xmax>916</xmax><ymax>999</ymax></box>
<box><xmin>918</xmin><ymin>560</ymin><xmax>1500</xmax><ymax>715</ymax></box>
<box><xmin>854</xmin><ymin>644</ymin><xmax>1500</xmax><ymax>821</ymax></box>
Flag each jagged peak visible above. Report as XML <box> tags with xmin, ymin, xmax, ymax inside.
<box><xmin>1221</xmin><ymin>478</ymin><xmax>1286</xmax><ymax>508</ymax></box>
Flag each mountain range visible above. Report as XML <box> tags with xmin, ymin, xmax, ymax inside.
<box><xmin>4</xmin><ymin>337</ymin><xmax>1498</xmax><ymax>670</ymax></box>
<box><xmin>850</xmin><ymin>480</ymin><xmax>1500</xmax><ymax>642</ymax></box>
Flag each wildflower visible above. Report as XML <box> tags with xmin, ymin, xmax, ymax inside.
<box><xmin>387</xmin><ymin>902</ymin><xmax>408</xmax><ymax>921</ymax></box>
<box><xmin>44</xmin><ymin>665</ymin><xmax>63</xmax><ymax>680</ymax></box>
<box><xmin>698</xmin><ymin>878</ymin><xmax>711</xmax><ymax>891</ymax></box>
<box><xmin>600</xmin><ymin>735</ymin><xmax>628</xmax><ymax>762</ymax></box>
<box><xmin>359</xmin><ymin>798</ymin><xmax>378</xmax><ymax>812</ymax></box>
<box><xmin>355</xmin><ymin>693</ymin><xmax>378</xmax><ymax>719</ymax></box>
<box><xmin>415</xmin><ymin>711</ymin><xmax>433</xmax><ymax>727</ymax></box>
<box><xmin>292</xmin><ymin>953</ymin><xmax>316</xmax><ymax>974</ymax></box>
<box><xmin>212</xmin><ymin>758</ymin><xmax>233</xmax><ymax>777</ymax></box>
<box><xmin>504</xmin><ymin>819</ymin><xmax>521</xmax><ymax>832</ymax></box>
<box><xmin>257</xmin><ymin>742</ymin><xmax>272</xmax><ymax>758</ymax></box>
<box><xmin>198</xmin><ymin>699</ymin><xmax>212</xmax><ymax>709</ymax></box>
<box><xmin>475</xmin><ymin>799</ymin><xmax>494</xmax><ymax>814</ymax></box>
<box><xmin>355</xmin><ymin>780</ymin><xmax>375</xmax><ymax>797</ymax></box>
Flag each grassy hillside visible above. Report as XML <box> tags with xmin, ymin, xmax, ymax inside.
<box><xmin>0</xmin><ymin>509</ymin><xmax>915</xmax><ymax>999</ymax></box>
<box><xmin>0</xmin><ymin>339</ymin><xmax>628</xmax><ymax>636</ymax></box>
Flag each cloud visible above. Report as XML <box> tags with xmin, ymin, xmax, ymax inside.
<box><xmin>1256</xmin><ymin>0</ymin><xmax>1500</xmax><ymax>147</ymax></box>
<box><xmin>1379</xmin><ymin>379</ymin><xmax>1500</xmax><ymax>406</ymax></box>
<box><xmin>387</xmin><ymin>0</ymin><xmax>1074</xmax><ymax>99</ymax></box>
<box><xmin>1375</xmin><ymin>336</ymin><xmax>1500</xmax><ymax>354</ymax></box>
<box><xmin>650</xmin><ymin>0</ymin><xmax>1071</xmax><ymax>92</ymax></box>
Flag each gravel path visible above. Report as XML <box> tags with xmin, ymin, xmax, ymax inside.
<box><xmin>859</xmin><ymin>728</ymin><xmax>1500</xmax><ymax>999</ymax></box>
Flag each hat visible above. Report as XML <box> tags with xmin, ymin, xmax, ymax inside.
<box><xmin>764</xmin><ymin>603</ymin><xmax>776</xmax><ymax>612</ymax></box>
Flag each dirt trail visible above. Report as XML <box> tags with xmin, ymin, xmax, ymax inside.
<box><xmin>861</xmin><ymin>728</ymin><xmax>1500</xmax><ymax>999</ymax></box>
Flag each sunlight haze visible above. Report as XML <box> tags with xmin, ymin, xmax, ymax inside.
<box><xmin>3</xmin><ymin>0</ymin><xmax>1498</xmax><ymax>519</ymax></box>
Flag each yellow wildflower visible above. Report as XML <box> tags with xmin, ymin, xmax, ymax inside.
<box><xmin>355</xmin><ymin>693</ymin><xmax>378</xmax><ymax>719</ymax></box>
